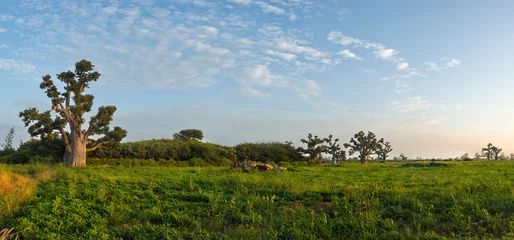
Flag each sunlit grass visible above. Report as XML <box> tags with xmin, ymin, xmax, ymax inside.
<box><xmin>1</xmin><ymin>161</ymin><xmax>514</xmax><ymax>239</ymax></box>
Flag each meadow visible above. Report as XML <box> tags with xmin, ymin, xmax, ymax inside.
<box><xmin>2</xmin><ymin>161</ymin><xmax>514</xmax><ymax>239</ymax></box>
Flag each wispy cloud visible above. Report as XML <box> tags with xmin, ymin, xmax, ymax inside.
<box><xmin>425</xmin><ymin>57</ymin><xmax>462</xmax><ymax>71</ymax></box>
<box><xmin>0</xmin><ymin>59</ymin><xmax>36</xmax><ymax>75</ymax></box>
<box><xmin>256</xmin><ymin>1</ymin><xmax>285</xmax><ymax>15</ymax></box>
<box><xmin>328</xmin><ymin>31</ymin><xmax>409</xmax><ymax>71</ymax></box>
<box><xmin>391</xmin><ymin>96</ymin><xmax>462</xmax><ymax>113</ymax></box>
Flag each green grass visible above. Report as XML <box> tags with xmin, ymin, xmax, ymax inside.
<box><xmin>2</xmin><ymin>161</ymin><xmax>514</xmax><ymax>239</ymax></box>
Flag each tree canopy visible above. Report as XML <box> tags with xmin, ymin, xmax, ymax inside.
<box><xmin>19</xmin><ymin>60</ymin><xmax>126</xmax><ymax>167</ymax></box>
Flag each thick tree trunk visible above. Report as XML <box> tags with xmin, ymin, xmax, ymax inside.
<box><xmin>361</xmin><ymin>156</ymin><xmax>368</xmax><ymax>164</ymax></box>
<box><xmin>333</xmin><ymin>157</ymin><xmax>337</xmax><ymax>165</ymax></box>
<box><xmin>381</xmin><ymin>158</ymin><xmax>386</xmax><ymax>163</ymax></box>
<box><xmin>70</xmin><ymin>137</ymin><xmax>87</xmax><ymax>167</ymax></box>
<box><xmin>63</xmin><ymin>144</ymin><xmax>73</xmax><ymax>165</ymax></box>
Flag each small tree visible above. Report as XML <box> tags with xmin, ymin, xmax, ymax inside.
<box><xmin>399</xmin><ymin>153</ymin><xmax>408</xmax><ymax>161</ymax></box>
<box><xmin>482</xmin><ymin>143</ymin><xmax>494</xmax><ymax>160</ymax></box>
<box><xmin>474</xmin><ymin>153</ymin><xmax>482</xmax><ymax>160</ymax></box>
<box><xmin>173</xmin><ymin>129</ymin><xmax>204</xmax><ymax>141</ymax></box>
<box><xmin>324</xmin><ymin>135</ymin><xmax>346</xmax><ymax>164</ymax></box>
<box><xmin>298</xmin><ymin>133</ymin><xmax>325</xmax><ymax>162</ymax></box>
<box><xmin>1</xmin><ymin>127</ymin><xmax>15</xmax><ymax>151</ymax></box>
<box><xmin>19</xmin><ymin>60</ymin><xmax>126</xmax><ymax>167</ymax></box>
<box><xmin>344</xmin><ymin>131</ymin><xmax>379</xmax><ymax>164</ymax></box>
<box><xmin>460</xmin><ymin>153</ymin><xmax>470</xmax><ymax>161</ymax></box>
<box><xmin>376</xmin><ymin>139</ymin><xmax>393</xmax><ymax>163</ymax></box>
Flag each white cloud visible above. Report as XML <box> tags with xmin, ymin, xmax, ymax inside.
<box><xmin>203</xmin><ymin>26</ymin><xmax>219</xmax><ymax>36</ymax></box>
<box><xmin>374</xmin><ymin>48</ymin><xmax>396</xmax><ymax>60</ymax></box>
<box><xmin>289</xmin><ymin>12</ymin><xmax>298</xmax><ymax>21</ymax></box>
<box><xmin>392</xmin><ymin>97</ymin><xmax>462</xmax><ymax>113</ymax></box>
<box><xmin>102</xmin><ymin>6</ymin><xmax>118</xmax><ymax>14</ymax></box>
<box><xmin>265</xmin><ymin>49</ymin><xmax>297</xmax><ymax>61</ymax></box>
<box><xmin>443</xmin><ymin>57</ymin><xmax>461</xmax><ymax>68</ymax></box>
<box><xmin>245</xmin><ymin>64</ymin><xmax>277</xmax><ymax>86</ymax></box>
<box><xmin>338</xmin><ymin>49</ymin><xmax>362</xmax><ymax>60</ymax></box>
<box><xmin>0</xmin><ymin>28</ymin><xmax>8</xmax><ymax>33</ymax></box>
<box><xmin>0</xmin><ymin>59</ymin><xmax>36</xmax><ymax>75</ymax></box>
<box><xmin>240</xmin><ymin>87</ymin><xmax>267</xmax><ymax>98</ymax></box>
<box><xmin>424</xmin><ymin>61</ymin><xmax>439</xmax><ymax>71</ymax></box>
<box><xmin>328</xmin><ymin>31</ymin><xmax>408</xmax><ymax>70</ymax></box>
<box><xmin>228</xmin><ymin>0</ymin><xmax>252</xmax><ymax>5</ymax></box>
<box><xmin>275</xmin><ymin>39</ymin><xmax>326</xmax><ymax>59</ymax></box>
<box><xmin>425</xmin><ymin>58</ymin><xmax>461</xmax><ymax>71</ymax></box>
<box><xmin>396</xmin><ymin>62</ymin><xmax>409</xmax><ymax>70</ymax></box>
<box><xmin>256</xmin><ymin>2</ymin><xmax>285</xmax><ymax>15</ymax></box>
<box><xmin>297</xmin><ymin>79</ymin><xmax>322</xmax><ymax>99</ymax></box>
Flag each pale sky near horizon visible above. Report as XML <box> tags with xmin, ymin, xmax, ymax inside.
<box><xmin>1</xmin><ymin>0</ymin><xmax>514</xmax><ymax>158</ymax></box>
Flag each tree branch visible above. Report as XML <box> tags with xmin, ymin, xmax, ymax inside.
<box><xmin>86</xmin><ymin>141</ymin><xmax>103</xmax><ymax>152</ymax></box>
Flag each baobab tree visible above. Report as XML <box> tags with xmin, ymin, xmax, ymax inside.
<box><xmin>324</xmin><ymin>134</ymin><xmax>346</xmax><ymax>164</ymax></box>
<box><xmin>344</xmin><ymin>131</ymin><xmax>380</xmax><ymax>164</ymax></box>
<box><xmin>19</xmin><ymin>60</ymin><xmax>126</xmax><ymax>167</ymax></box>
<box><xmin>482</xmin><ymin>143</ymin><xmax>500</xmax><ymax>160</ymax></box>
<box><xmin>298</xmin><ymin>133</ymin><xmax>325</xmax><ymax>162</ymax></box>
<box><xmin>376</xmin><ymin>139</ymin><xmax>393</xmax><ymax>163</ymax></box>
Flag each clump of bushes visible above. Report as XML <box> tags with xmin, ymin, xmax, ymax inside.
<box><xmin>401</xmin><ymin>162</ymin><xmax>459</xmax><ymax>168</ymax></box>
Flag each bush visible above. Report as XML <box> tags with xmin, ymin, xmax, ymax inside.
<box><xmin>188</xmin><ymin>158</ymin><xmax>207</xmax><ymax>167</ymax></box>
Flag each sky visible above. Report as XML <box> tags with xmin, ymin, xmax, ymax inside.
<box><xmin>1</xmin><ymin>0</ymin><xmax>514</xmax><ymax>159</ymax></box>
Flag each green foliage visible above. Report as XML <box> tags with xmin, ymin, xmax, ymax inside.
<box><xmin>88</xmin><ymin>139</ymin><xmax>236</xmax><ymax>165</ymax></box>
<box><xmin>20</xmin><ymin>59</ymin><xmax>126</xmax><ymax>166</ymax></box>
<box><xmin>173</xmin><ymin>129</ymin><xmax>204</xmax><ymax>141</ymax></box>
<box><xmin>344</xmin><ymin>131</ymin><xmax>380</xmax><ymax>164</ymax></box>
<box><xmin>298</xmin><ymin>133</ymin><xmax>325</xmax><ymax>161</ymax></box>
<box><xmin>324</xmin><ymin>135</ymin><xmax>346</xmax><ymax>164</ymax></box>
<box><xmin>376</xmin><ymin>139</ymin><xmax>393</xmax><ymax>163</ymax></box>
<box><xmin>482</xmin><ymin>143</ymin><xmax>502</xmax><ymax>160</ymax></box>
<box><xmin>3</xmin><ymin>162</ymin><xmax>514</xmax><ymax>239</ymax></box>
<box><xmin>235</xmin><ymin>142</ymin><xmax>304</xmax><ymax>163</ymax></box>
<box><xmin>1</xmin><ymin>127</ymin><xmax>15</xmax><ymax>152</ymax></box>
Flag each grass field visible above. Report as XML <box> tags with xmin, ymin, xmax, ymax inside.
<box><xmin>2</xmin><ymin>161</ymin><xmax>514</xmax><ymax>239</ymax></box>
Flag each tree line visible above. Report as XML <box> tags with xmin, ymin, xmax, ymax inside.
<box><xmin>0</xmin><ymin>60</ymin><xmax>512</xmax><ymax>167</ymax></box>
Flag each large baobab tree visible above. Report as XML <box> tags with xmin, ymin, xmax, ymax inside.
<box><xmin>19</xmin><ymin>60</ymin><xmax>126</xmax><ymax>167</ymax></box>
<box><xmin>344</xmin><ymin>131</ymin><xmax>380</xmax><ymax>164</ymax></box>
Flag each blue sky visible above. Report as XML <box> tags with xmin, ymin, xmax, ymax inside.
<box><xmin>1</xmin><ymin>0</ymin><xmax>514</xmax><ymax>158</ymax></box>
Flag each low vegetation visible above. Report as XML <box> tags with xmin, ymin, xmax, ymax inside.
<box><xmin>2</xmin><ymin>161</ymin><xmax>514</xmax><ymax>239</ymax></box>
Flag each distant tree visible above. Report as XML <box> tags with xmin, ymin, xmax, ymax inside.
<box><xmin>376</xmin><ymin>139</ymin><xmax>393</xmax><ymax>163</ymax></box>
<box><xmin>499</xmin><ymin>153</ymin><xmax>507</xmax><ymax>160</ymax></box>
<box><xmin>173</xmin><ymin>129</ymin><xmax>204</xmax><ymax>141</ymax></box>
<box><xmin>399</xmin><ymin>153</ymin><xmax>408</xmax><ymax>161</ymax></box>
<box><xmin>1</xmin><ymin>127</ymin><xmax>15</xmax><ymax>151</ymax></box>
<box><xmin>324</xmin><ymin>134</ymin><xmax>345</xmax><ymax>164</ymax></box>
<box><xmin>474</xmin><ymin>153</ymin><xmax>482</xmax><ymax>160</ymax></box>
<box><xmin>482</xmin><ymin>143</ymin><xmax>495</xmax><ymax>160</ymax></box>
<box><xmin>19</xmin><ymin>60</ymin><xmax>126</xmax><ymax>167</ymax></box>
<box><xmin>491</xmin><ymin>146</ymin><xmax>503</xmax><ymax>160</ymax></box>
<box><xmin>285</xmin><ymin>141</ymin><xmax>294</xmax><ymax>146</ymax></box>
<box><xmin>344</xmin><ymin>131</ymin><xmax>379</xmax><ymax>164</ymax></box>
<box><xmin>298</xmin><ymin>133</ymin><xmax>325</xmax><ymax>162</ymax></box>
<box><xmin>460</xmin><ymin>153</ymin><xmax>470</xmax><ymax>161</ymax></box>
<box><xmin>510</xmin><ymin>153</ymin><xmax>514</xmax><ymax>160</ymax></box>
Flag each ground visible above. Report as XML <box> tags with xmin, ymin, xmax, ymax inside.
<box><xmin>1</xmin><ymin>161</ymin><xmax>514</xmax><ymax>239</ymax></box>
